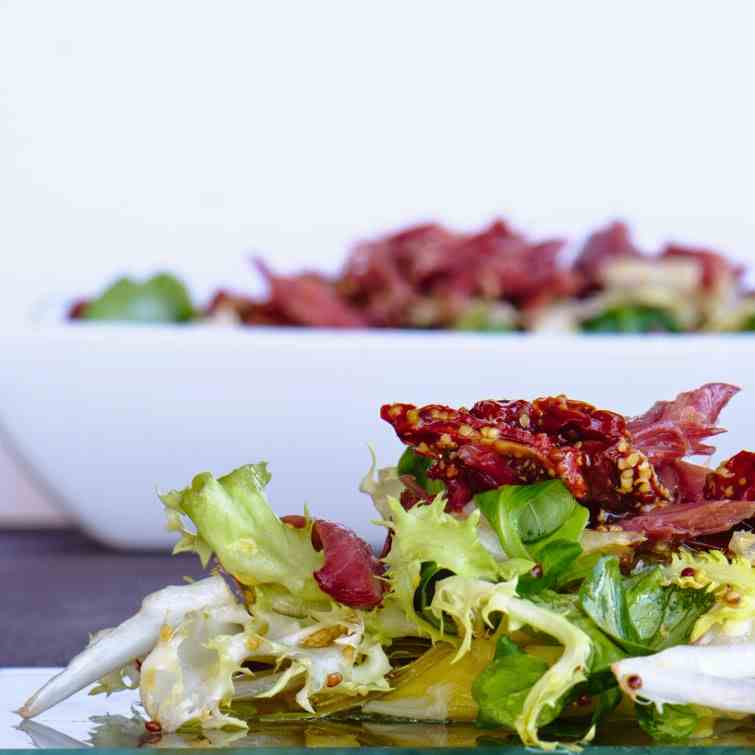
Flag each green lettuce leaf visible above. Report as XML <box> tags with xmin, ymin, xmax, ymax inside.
<box><xmin>475</xmin><ymin>481</ymin><xmax>589</xmax><ymax>562</ymax></box>
<box><xmin>635</xmin><ymin>702</ymin><xmax>699</xmax><ymax>742</ymax></box>
<box><xmin>452</xmin><ymin>300</ymin><xmax>517</xmax><ymax>332</ymax></box>
<box><xmin>160</xmin><ymin>464</ymin><xmax>325</xmax><ymax>602</ymax></box>
<box><xmin>579</xmin><ymin>555</ymin><xmax>714</xmax><ymax>654</ymax></box>
<box><xmin>82</xmin><ymin>273</ymin><xmax>195</xmax><ymax>323</ymax></box>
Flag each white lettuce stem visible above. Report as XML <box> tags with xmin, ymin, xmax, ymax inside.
<box><xmin>18</xmin><ymin>576</ymin><xmax>234</xmax><ymax>719</ymax></box>
<box><xmin>613</xmin><ymin>642</ymin><xmax>755</xmax><ymax>713</ymax></box>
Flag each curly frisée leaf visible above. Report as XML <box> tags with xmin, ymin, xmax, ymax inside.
<box><xmin>359</xmin><ymin>448</ymin><xmax>405</xmax><ymax>521</ymax></box>
<box><xmin>140</xmin><ymin>602</ymin><xmax>253</xmax><ymax>731</ymax></box>
<box><xmin>381</xmin><ymin>496</ymin><xmax>502</xmax><ymax>639</ymax></box>
<box><xmin>429</xmin><ymin>576</ymin><xmax>517</xmax><ymax>660</ymax></box>
<box><xmin>661</xmin><ymin>548</ymin><xmax>755</xmax><ymax>643</ymax></box>
<box><xmin>242</xmin><ymin>593</ymin><xmax>391</xmax><ymax>713</ymax></box>
<box><xmin>729</xmin><ymin>531</ymin><xmax>755</xmax><ymax>564</ymax></box>
<box><xmin>160</xmin><ymin>464</ymin><xmax>325</xmax><ymax>601</ymax></box>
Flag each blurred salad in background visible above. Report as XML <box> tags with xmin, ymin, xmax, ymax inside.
<box><xmin>69</xmin><ymin>219</ymin><xmax>755</xmax><ymax>333</ymax></box>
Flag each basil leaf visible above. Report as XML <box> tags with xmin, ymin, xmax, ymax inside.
<box><xmin>475</xmin><ymin>481</ymin><xmax>588</xmax><ymax>562</ymax></box>
<box><xmin>473</xmin><ymin>640</ymin><xmax>555</xmax><ymax>731</ymax></box>
<box><xmin>514</xmin><ymin>481</ymin><xmax>577</xmax><ymax>543</ymax></box>
<box><xmin>578</xmin><ymin>556</ymin><xmax>634</xmax><ymax>647</ymax></box>
<box><xmin>82</xmin><ymin>273</ymin><xmax>195</xmax><ymax>323</ymax></box>
<box><xmin>636</xmin><ymin>702</ymin><xmax>699</xmax><ymax>742</ymax></box>
<box><xmin>581</xmin><ymin>305</ymin><xmax>681</xmax><ymax>334</ymax></box>
<box><xmin>532</xmin><ymin>591</ymin><xmax>626</xmax><ymax>673</ymax></box>
<box><xmin>517</xmin><ymin>540</ymin><xmax>583</xmax><ymax>597</ymax></box>
<box><xmin>493</xmin><ymin>635</ymin><xmax>523</xmax><ymax>660</ymax></box>
<box><xmin>579</xmin><ymin>556</ymin><xmax>714</xmax><ymax>653</ymax></box>
<box><xmin>554</xmin><ymin>551</ymin><xmax>602</xmax><ymax>589</ymax></box>
<box><xmin>527</xmin><ymin>506</ymin><xmax>589</xmax><ymax>559</ymax></box>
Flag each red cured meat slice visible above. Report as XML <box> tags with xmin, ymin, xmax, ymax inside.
<box><xmin>282</xmin><ymin>516</ymin><xmax>384</xmax><ymax>608</ymax></box>
<box><xmin>627</xmin><ymin>383</ymin><xmax>739</xmax><ymax>464</ymax></box>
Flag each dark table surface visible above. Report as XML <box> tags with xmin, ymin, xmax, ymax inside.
<box><xmin>0</xmin><ymin>529</ymin><xmax>205</xmax><ymax>666</ymax></box>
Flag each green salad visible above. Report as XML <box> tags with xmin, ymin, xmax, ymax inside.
<box><xmin>18</xmin><ymin>383</ymin><xmax>755</xmax><ymax>750</ymax></box>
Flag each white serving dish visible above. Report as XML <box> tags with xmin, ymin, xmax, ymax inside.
<box><xmin>1</xmin><ymin>324</ymin><xmax>753</xmax><ymax>550</ymax></box>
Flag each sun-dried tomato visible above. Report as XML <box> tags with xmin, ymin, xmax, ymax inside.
<box><xmin>705</xmin><ymin>450</ymin><xmax>755</xmax><ymax>501</ymax></box>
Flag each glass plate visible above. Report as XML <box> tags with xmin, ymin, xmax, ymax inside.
<box><xmin>4</xmin><ymin>668</ymin><xmax>754</xmax><ymax>753</ymax></box>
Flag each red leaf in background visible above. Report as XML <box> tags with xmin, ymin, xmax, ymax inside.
<box><xmin>68</xmin><ymin>299</ymin><xmax>89</xmax><ymax>319</ymax></box>
<box><xmin>661</xmin><ymin>244</ymin><xmax>744</xmax><ymax>291</ymax></box>
<box><xmin>281</xmin><ymin>516</ymin><xmax>385</xmax><ymax>609</ymax></box>
<box><xmin>339</xmin><ymin>223</ymin><xmax>459</xmax><ymax>327</ymax></box>
<box><xmin>627</xmin><ymin>383</ymin><xmax>739</xmax><ymax>464</ymax></box>
<box><xmin>705</xmin><ymin>450</ymin><xmax>755</xmax><ymax>501</ymax></box>
<box><xmin>206</xmin><ymin>290</ymin><xmax>259</xmax><ymax>321</ymax></box>
<box><xmin>573</xmin><ymin>221</ymin><xmax>642</xmax><ymax>286</ymax></box>
<box><xmin>338</xmin><ymin>219</ymin><xmax>574</xmax><ymax>327</ymax></box>
<box><xmin>255</xmin><ymin>260</ymin><xmax>366</xmax><ymax>328</ymax></box>
<box><xmin>619</xmin><ymin>498</ymin><xmax>755</xmax><ymax>541</ymax></box>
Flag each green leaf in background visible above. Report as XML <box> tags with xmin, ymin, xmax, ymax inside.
<box><xmin>579</xmin><ymin>556</ymin><xmax>714</xmax><ymax>654</ymax></box>
<box><xmin>475</xmin><ymin>481</ymin><xmax>589</xmax><ymax>561</ymax></box>
<box><xmin>473</xmin><ymin>636</ymin><xmax>554</xmax><ymax>731</ymax></box>
<box><xmin>82</xmin><ymin>273</ymin><xmax>195</xmax><ymax>323</ymax></box>
<box><xmin>396</xmin><ymin>448</ymin><xmax>445</xmax><ymax>496</ymax></box>
<box><xmin>580</xmin><ymin>305</ymin><xmax>681</xmax><ymax>334</ymax></box>
<box><xmin>635</xmin><ymin>702</ymin><xmax>700</xmax><ymax>742</ymax></box>
<box><xmin>517</xmin><ymin>540</ymin><xmax>583</xmax><ymax>597</ymax></box>
<box><xmin>452</xmin><ymin>300</ymin><xmax>516</xmax><ymax>332</ymax></box>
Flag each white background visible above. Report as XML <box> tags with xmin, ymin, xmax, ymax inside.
<box><xmin>2</xmin><ymin>1</ymin><xmax>755</xmax><ymax>524</ymax></box>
